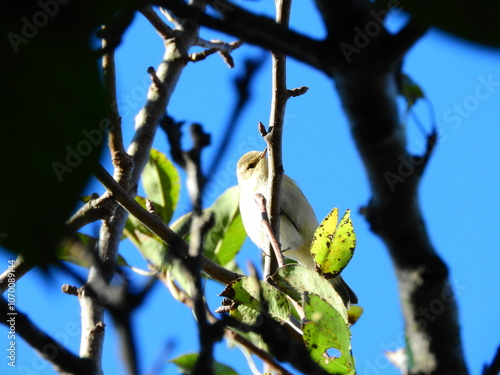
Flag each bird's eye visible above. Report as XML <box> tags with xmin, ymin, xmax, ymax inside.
<box><xmin>247</xmin><ymin>162</ymin><xmax>256</xmax><ymax>170</ymax></box>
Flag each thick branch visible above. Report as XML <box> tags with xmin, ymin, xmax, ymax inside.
<box><xmin>335</xmin><ymin>65</ymin><xmax>467</xmax><ymax>375</ymax></box>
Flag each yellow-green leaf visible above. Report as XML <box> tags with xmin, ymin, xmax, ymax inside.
<box><xmin>170</xmin><ymin>353</ymin><xmax>239</xmax><ymax>375</ymax></box>
<box><xmin>312</xmin><ymin>209</ymin><xmax>356</xmax><ymax>279</ymax></box>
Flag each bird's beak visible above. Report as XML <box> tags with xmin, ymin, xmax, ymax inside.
<box><xmin>260</xmin><ymin>148</ymin><xmax>268</xmax><ymax>158</ymax></box>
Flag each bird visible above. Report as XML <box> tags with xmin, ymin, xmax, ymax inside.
<box><xmin>236</xmin><ymin>149</ymin><xmax>357</xmax><ymax>305</ymax></box>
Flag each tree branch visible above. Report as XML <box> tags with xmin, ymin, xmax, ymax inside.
<box><xmin>334</xmin><ymin>47</ymin><xmax>467</xmax><ymax>375</ymax></box>
<box><xmin>262</xmin><ymin>0</ymin><xmax>293</xmax><ymax>278</ymax></box>
<box><xmin>163</xmin><ymin>115</ymin><xmax>218</xmax><ymax>374</ymax></box>
<box><xmin>0</xmin><ymin>297</ymin><xmax>94</xmax><ymax>375</ymax></box>
<box><xmin>384</xmin><ymin>18</ymin><xmax>429</xmax><ymax>63</ymax></box>
<box><xmin>156</xmin><ymin>0</ymin><xmax>328</xmax><ymax>71</ymax></box>
<box><xmin>94</xmin><ymin>164</ymin><xmax>241</xmax><ymax>285</ymax></box>
<box><xmin>254</xmin><ymin>193</ymin><xmax>284</xmax><ymax>268</ymax></box>
<box><xmin>79</xmin><ymin>14</ymin><xmax>205</xmax><ymax>374</ymax></box>
<box><xmin>66</xmin><ymin>194</ymin><xmax>114</xmax><ymax>233</ymax></box>
<box><xmin>140</xmin><ymin>6</ymin><xmax>175</xmax><ymax>40</ymax></box>
<box><xmin>0</xmin><ymin>256</ymin><xmax>33</xmax><ymax>294</ymax></box>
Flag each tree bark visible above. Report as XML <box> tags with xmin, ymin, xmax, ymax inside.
<box><xmin>335</xmin><ymin>67</ymin><xmax>468</xmax><ymax>375</ymax></box>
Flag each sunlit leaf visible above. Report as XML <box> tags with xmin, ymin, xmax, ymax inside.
<box><xmin>142</xmin><ymin>148</ymin><xmax>181</xmax><ymax>224</ymax></box>
<box><xmin>220</xmin><ymin>276</ymin><xmax>292</xmax><ymax>324</ymax></box>
<box><xmin>303</xmin><ymin>293</ymin><xmax>355</xmax><ymax>375</ymax></box>
<box><xmin>311</xmin><ymin>207</ymin><xmax>339</xmax><ymax>267</ymax></box>
<box><xmin>312</xmin><ymin>209</ymin><xmax>356</xmax><ymax>279</ymax></box>
<box><xmin>271</xmin><ymin>264</ymin><xmax>347</xmax><ymax>323</ymax></box>
<box><xmin>171</xmin><ymin>186</ymin><xmax>246</xmax><ymax>266</ymax></box>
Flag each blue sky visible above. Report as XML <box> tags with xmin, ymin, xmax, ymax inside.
<box><xmin>1</xmin><ymin>3</ymin><xmax>499</xmax><ymax>375</ymax></box>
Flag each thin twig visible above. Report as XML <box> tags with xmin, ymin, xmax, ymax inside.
<box><xmin>189</xmin><ymin>39</ymin><xmax>242</xmax><ymax>68</ymax></box>
<box><xmin>156</xmin><ymin>0</ymin><xmax>327</xmax><ymax>71</ymax></box>
<box><xmin>62</xmin><ymin>284</ymin><xmax>79</xmax><ymax>296</ymax></box>
<box><xmin>254</xmin><ymin>194</ymin><xmax>284</xmax><ymax>268</ymax></box>
<box><xmin>262</xmin><ymin>0</ymin><xmax>293</xmax><ymax>278</ymax></box>
<box><xmin>140</xmin><ymin>6</ymin><xmax>175</xmax><ymax>39</ymax></box>
<box><xmin>66</xmin><ymin>194</ymin><xmax>114</xmax><ymax>233</ymax></box>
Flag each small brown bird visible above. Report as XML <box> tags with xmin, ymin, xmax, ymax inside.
<box><xmin>236</xmin><ymin>149</ymin><xmax>357</xmax><ymax>305</ymax></box>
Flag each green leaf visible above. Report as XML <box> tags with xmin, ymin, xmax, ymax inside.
<box><xmin>229</xmin><ymin>303</ymin><xmax>262</xmax><ymax>325</ymax></box>
<box><xmin>312</xmin><ymin>209</ymin><xmax>356</xmax><ymax>279</ymax></box>
<box><xmin>142</xmin><ymin>148</ymin><xmax>181</xmax><ymax>224</ymax></box>
<box><xmin>220</xmin><ymin>276</ymin><xmax>292</xmax><ymax>324</ymax></box>
<box><xmin>133</xmin><ymin>234</ymin><xmax>169</xmax><ymax>270</ymax></box>
<box><xmin>171</xmin><ymin>186</ymin><xmax>246</xmax><ymax>266</ymax></box>
<box><xmin>303</xmin><ymin>293</ymin><xmax>355</xmax><ymax>375</ymax></box>
<box><xmin>271</xmin><ymin>264</ymin><xmax>347</xmax><ymax>323</ymax></box>
<box><xmin>170</xmin><ymin>353</ymin><xmax>239</xmax><ymax>375</ymax></box>
<box><xmin>124</xmin><ymin>196</ymin><xmax>155</xmax><ymax>247</ymax></box>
